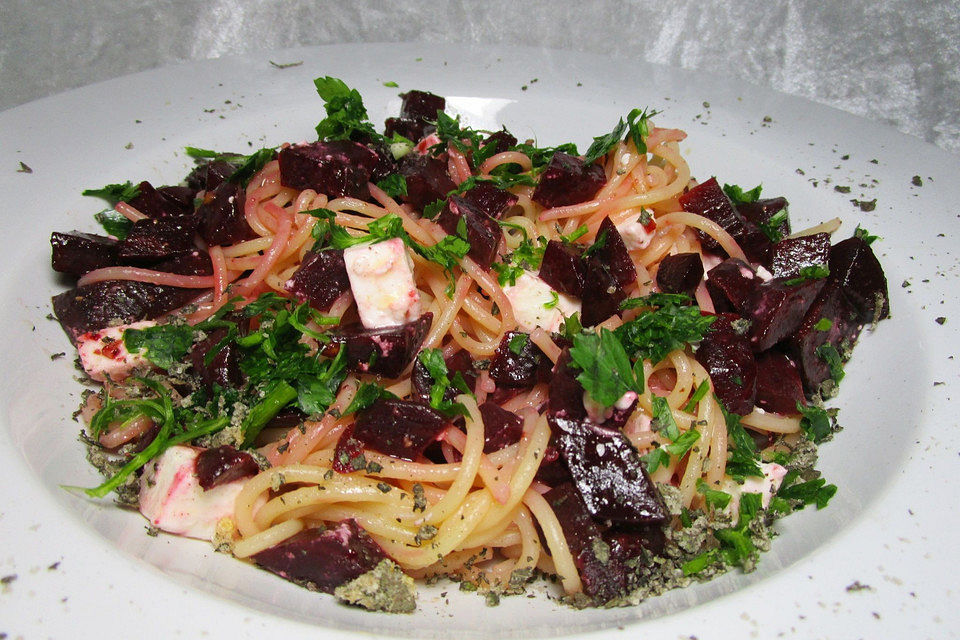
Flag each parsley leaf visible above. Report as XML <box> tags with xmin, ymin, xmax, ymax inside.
<box><xmin>642</xmin><ymin>448</ymin><xmax>670</xmax><ymax>473</ymax></box>
<box><xmin>784</xmin><ymin>265</ymin><xmax>830</xmax><ymax>286</ymax></box>
<box><xmin>854</xmin><ymin>225</ymin><xmax>879</xmax><ymax>245</ymax></box>
<box><xmin>626</xmin><ymin>107</ymin><xmax>660</xmax><ymax>155</ymax></box>
<box><xmin>720</xmin><ymin>401</ymin><xmax>762</xmax><ymax>478</ymax></box>
<box><xmin>375</xmin><ymin>174</ymin><xmax>408</xmax><ymax>198</ymax></box>
<box><xmin>184</xmin><ymin>146</ymin><xmax>276</xmax><ymax>187</ymax></box>
<box><xmin>757</xmin><ymin>208</ymin><xmax>789</xmax><ymax>243</ymax></box>
<box><xmin>816</xmin><ymin>343</ymin><xmax>845</xmax><ymax>383</ymax></box>
<box><xmin>696</xmin><ymin>478</ymin><xmax>732</xmax><ymax>509</ymax></box>
<box><xmin>94</xmin><ymin>209</ymin><xmax>133</xmax><ymax>239</ymax></box>
<box><xmin>416</xmin><ymin>349</ymin><xmax>470</xmax><ymax>417</ymax></box>
<box><xmin>583</xmin><ymin>119</ymin><xmax>628</xmax><ymax>164</ymax></box>
<box><xmin>722</xmin><ymin>183</ymin><xmax>763</xmax><ymax>205</ymax></box>
<box><xmin>569</xmin><ymin>329</ymin><xmax>644</xmax><ymax>407</ymax></box>
<box><xmin>123</xmin><ymin>324</ymin><xmax>195</xmax><ymax>371</ymax></box>
<box><xmin>682</xmin><ymin>379</ymin><xmax>711</xmax><ymax>412</ymax></box>
<box><xmin>82</xmin><ymin>181</ymin><xmax>140</xmax><ymax>205</ymax></box>
<box><xmin>651</xmin><ymin>395</ymin><xmax>680</xmax><ymax>441</ymax></box>
<box><xmin>343</xmin><ymin>382</ymin><xmax>394</xmax><ymax>416</ymax></box>
<box><xmin>508</xmin><ymin>333</ymin><xmax>529</xmax><ymax>354</ymax></box>
<box><xmin>616</xmin><ymin>294</ymin><xmax>715</xmax><ymax>364</ymax></box>
<box><xmin>313</xmin><ymin>76</ymin><xmax>379</xmax><ymax>142</ymax></box>
<box><xmin>666</xmin><ymin>428</ymin><xmax>700</xmax><ymax>457</ymax></box>
<box><xmin>776</xmin><ymin>470</ymin><xmax>837</xmax><ymax>510</ymax></box>
<box><xmin>797</xmin><ymin>402</ymin><xmax>834</xmax><ymax>443</ymax></box>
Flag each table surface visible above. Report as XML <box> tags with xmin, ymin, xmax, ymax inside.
<box><xmin>2</xmin><ymin>0</ymin><xmax>959</xmax><ymax>154</ymax></box>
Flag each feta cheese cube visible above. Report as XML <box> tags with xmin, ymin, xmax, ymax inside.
<box><xmin>616</xmin><ymin>209</ymin><xmax>657</xmax><ymax>251</ymax></box>
<box><xmin>343</xmin><ymin>238</ymin><xmax>421</xmax><ymax>329</ymax></box>
<box><xmin>139</xmin><ymin>445</ymin><xmax>247</xmax><ymax>541</ymax></box>
<box><xmin>503</xmin><ymin>272</ymin><xmax>581</xmax><ymax>333</ymax></box>
<box><xmin>76</xmin><ymin>320</ymin><xmax>156</xmax><ymax>382</ymax></box>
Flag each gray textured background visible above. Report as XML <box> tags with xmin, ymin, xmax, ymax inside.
<box><xmin>2</xmin><ymin>0</ymin><xmax>958</xmax><ymax>153</ymax></box>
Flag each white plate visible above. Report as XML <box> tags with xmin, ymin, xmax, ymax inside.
<box><xmin>1</xmin><ymin>43</ymin><xmax>957</xmax><ymax>639</ymax></box>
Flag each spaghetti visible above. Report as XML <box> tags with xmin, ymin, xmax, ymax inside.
<box><xmin>53</xmin><ymin>78</ymin><xmax>889</xmax><ymax>611</ymax></box>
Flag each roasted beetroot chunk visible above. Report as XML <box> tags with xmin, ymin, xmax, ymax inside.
<box><xmin>695</xmin><ymin>313</ymin><xmax>757</xmax><ymax>415</ymax></box>
<box><xmin>829</xmin><ymin>236</ymin><xmax>890</xmax><ymax>323</ymax></box>
<box><xmin>481</xmin><ymin>129</ymin><xmax>518</xmax><ymax>155</ymax></box>
<box><xmin>458</xmin><ymin>181</ymin><xmax>518</xmax><ymax>220</ymax></box>
<box><xmin>594</xmin><ymin>218</ymin><xmax>637</xmax><ymax>288</ymax></box>
<box><xmin>399</xmin><ymin>154</ymin><xmax>456</xmax><ymax>212</ymax></box>
<box><xmin>604</xmin><ymin>525</ymin><xmax>666</xmax><ymax>566</ymax></box>
<box><xmin>770</xmin><ymin>233</ymin><xmax>830</xmax><ymax>279</ymax></box>
<box><xmin>349</xmin><ymin>397</ymin><xmax>448</xmax><ymax>461</ymax></box>
<box><xmin>186</xmin><ymin>159</ymin><xmax>238</xmax><ymax>192</ymax></box>
<box><xmin>189</xmin><ymin>327</ymin><xmax>244</xmax><ymax>393</ymax></box>
<box><xmin>52</xmin><ymin>281</ymin><xmax>198</xmax><ymax>342</ymax></box>
<box><xmin>278</xmin><ymin>140</ymin><xmax>380</xmax><ymax>200</ymax></box>
<box><xmin>705</xmin><ymin>259</ymin><xmax>760</xmax><ymax>313</ymax></box>
<box><xmin>656</xmin><ymin>252</ymin><xmax>704</xmax><ymax>296</ymax></box>
<box><xmin>117</xmin><ymin>217</ymin><xmax>198</xmax><ymax>262</ymax></box>
<box><xmin>543</xmin><ymin>483</ymin><xmax>627</xmax><ymax>602</ymax></box>
<box><xmin>411</xmin><ymin>349</ymin><xmax>477</xmax><ymax>405</ymax></box>
<box><xmin>745</xmin><ymin>277</ymin><xmax>826</xmax><ymax>351</ymax></box>
<box><xmin>436</xmin><ymin>195</ymin><xmax>502</xmax><ymax>269</ymax></box>
<box><xmin>51</xmin><ymin>232</ymin><xmax>119</xmax><ymax>277</ymax></box>
<box><xmin>399</xmin><ymin>90</ymin><xmax>446</xmax><ymax>122</ymax></box>
<box><xmin>737</xmin><ymin>197</ymin><xmax>790</xmax><ymax>238</ymax></box>
<box><xmin>195</xmin><ymin>445</ymin><xmax>259</xmax><ymax>490</ymax></box>
<box><xmin>787</xmin><ymin>282</ymin><xmax>864</xmax><ymax>395</ymax></box>
<box><xmin>284</xmin><ymin>249</ymin><xmax>350</xmax><ymax>311</ymax></box>
<box><xmin>489</xmin><ymin>331</ymin><xmax>551</xmax><ymax>389</ymax></box>
<box><xmin>754</xmin><ymin>351</ymin><xmax>806</xmax><ymax>415</ymax></box>
<box><xmin>548</xmin><ymin>349</ymin><xmax>588</xmax><ymax>421</ymax></box>
<box><xmin>252</xmin><ymin>520</ymin><xmax>388</xmax><ymax>593</ymax></box>
<box><xmin>538</xmin><ymin>240</ymin><xmax>586</xmax><ymax>297</ymax></box>
<box><xmin>531</xmin><ymin>152</ymin><xmax>606</xmax><ymax>208</ymax></box>
<box><xmin>479</xmin><ymin>402</ymin><xmax>524</xmax><ymax>453</ymax></box>
<box><xmin>383</xmin><ymin>117</ymin><xmax>427</xmax><ymax>143</ymax></box>
<box><xmin>580</xmin><ymin>259</ymin><xmax>626</xmax><ymax>327</ymax></box>
<box><xmin>127</xmin><ymin>181</ymin><xmax>196</xmax><ymax>219</ymax></box>
<box><xmin>551</xmin><ymin>415</ymin><xmax>668</xmax><ymax>525</ymax></box>
<box><xmin>196</xmin><ymin>181</ymin><xmax>256</xmax><ymax>246</ymax></box>
<box><xmin>328</xmin><ymin>313</ymin><xmax>432</xmax><ymax>378</ymax></box>
<box><xmin>151</xmin><ymin>249</ymin><xmax>213</xmax><ymax>276</ymax></box>
<box><xmin>679</xmin><ymin>177</ymin><xmax>774</xmax><ymax>264</ymax></box>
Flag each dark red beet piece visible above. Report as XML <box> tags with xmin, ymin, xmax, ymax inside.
<box><xmin>411</xmin><ymin>349</ymin><xmax>477</xmax><ymax>405</ymax></box>
<box><xmin>197</xmin><ymin>181</ymin><xmax>256</xmax><ymax>246</ymax></box>
<box><xmin>278</xmin><ymin>140</ymin><xmax>381</xmax><ymax>200</ymax></box>
<box><xmin>604</xmin><ymin>525</ymin><xmax>666</xmax><ymax>565</ymax></box>
<box><xmin>284</xmin><ymin>249</ymin><xmax>350</xmax><ymax>311</ymax></box>
<box><xmin>548</xmin><ymin>349</ymin><xmax>587</xmax><ymax>421</ymax></box>
<box><xmin>481</xmin><ymin>129</ymin><xmax>518</xmax><ymax>155</ymax></box>
<box><xmin>551</xmin><ymin>415</ymin><xmax>668</xmax><ymax>525</ymax></box>
<box><xmin>580</xmin><ymin>259</ymin><xmax>625</xmax><ymax>327</ymax></box>
<box><xmin>534</xmin><ymin>440</ymin><xmax>573</xmax><ymax>486</ymax></box>
<box><xmin>695</xmin><ymin>313</ymin><xmax>757</xmax><ymax>415</ymax></box>
<box><xmin>350</xmin><ymin>397</ymin><xmax>448</xmax><ymax>461</ymax></box>
<box><xmin>52</xmin><ymin>281</ymin><xmax>199</xmax><ymax>342</ymax></box>
<box><xmin>186</xmin><ymin>159</ymin><xmax>238</xmax><ymax>192</ymax></box>
<box><xmin>786</xmin><ymin>282</ymin><xmax>864</xmax><ymax>395</ymax></box>
<box><xmin>488</xmin><ymin>331</ymin><xmax>551</xmax><ymax>389</ymax></box>
<box><xmin>252</xmin><ymin>520</ymin><xmax>388</xmax><ymax>593</ymax></box>
<box><xmin>594</xmin><ymin>218</ymin><xmax>637</xmax><ymax>288</ymax></box>
<box><xmin>679</xmin><ymin>178</ymin><xmax>774</xmax><ymax>264</ymax></box>
<box><xmin>151</xmin><ymin>249</ymin><xmax>213</xmax><ymax>276</ymax></box>
<box><xmin>705</xmin><ymin>259</ymin><xmax>760</xmax><ymax>313</ymax></box>
<box><xmin>543</xmin><ymin>483</ymin><xmax>626</xmax><ymax>602</ymax></box>
<box><xmin>51</xmin><ymin>232</ymin><xmax>119</xmax><ymax>277</ymax></box>
<box><xmin>327</xmin><ymin>313</ymin><xmax>432</xmax><ymax>378</ymax></box>
<box><xmin>656</xmin><ymin>252</ymin><xmax>703</xmax><ymax>296</ymax></box>
<box><xmin>754</xmin><ymin>351</ymin><xmax>806</xmax><ymax>414</ymax></box>
<box><xmin>737</xmin><ymin>197</ymin><xmax>790</xmax><ymax>239</ymax></box>
<box><xmin>399</xmin><ymin>154</ymin><xmax>456</xmax><ymax>212</ymax></box>
<box><xmin>399</xmin><ymin>90</ymin><xmax>446</xmax><ymax>123</ymax></box>
<box><xmin>770</xmin><ymin>233</ymin><xmax>830</xmax><ymax>279</ymax></box>
<box><xmin>384</xmin><ymin>117</ymin><xmax>429</xmax><ymax>143</ymax></box>
<box><xmin>537</xmin><ymin>240</ymin><xmax>586</xmax><ymax>297</ymax></box>
<box><xmin>118</xmin><ymin>217</ymin><xmax>198</xmax><ymax>262</ymax></box>
<box><xmin>479</xmin><ymin>402</ymin><xmax>524</xmax><ymax>453</ymax></box>
<box><xmin>531</xmin><ymin>152</ymin><xmax>606</xmax><ymax>208</ymax></box>
<box><xmin>828</xmin><ymin>236</ymin><xmax>890</xmax><ymax>323</ymax></box>
<box><xmin>189</xmin><ymin>327</ymin><xmax>243</xmax><ymax>393</ymax></box>
<box><xmin>436</xmin><ymin>195</ymin><xmax>502</xmax><ymax>269</ymax></box>
<box><xmin>127</xmin><ymin>181</ymin><xmax>196</xmax><ymax>218</ymax></box>
<box><xmin>195</xmin><ymin>445</ymin><xmax>259</xmax><ymax>490</ymax></box>
<box><xmin>332</xmin><ymin>424</ymin><xmax>369</xmax><ymax>473</ymax></box>
<box><xmin>745</xmin><ymin>277</ymin><xmax>826</xmax><ymax>351</ymax></box>
<box><xmin>458</xmin><ymin>181</ymin><xmax>518</xmax><ymax>220</ymax></box>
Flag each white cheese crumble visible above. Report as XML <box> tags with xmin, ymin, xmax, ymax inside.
<box><xmin>76</xmin><ymin>320</ymin><xmax>155</xmax><ymax>382</ymax></box>
<box><xmin>503</xmin><ymin>272</ymin><xmax>581</xmax><ymax>333</ymax></box>
<box><xmin>343</xmin><ymin>237</ymin><xmax>421</xmax><ymax>329</ymax></box>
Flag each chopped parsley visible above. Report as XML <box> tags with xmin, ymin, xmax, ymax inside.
<box><xmin>758</xmin><ymin>208</ymin><xmax>789</xmax><ymax>243</ymax></box>
<box><xmin>816</xmin><ymin>343</ymin><xmax>845</xmax><ymax>383</ymax></box>
<box><xmin>94</xmin><ymin>209</ymin><xmax>133</xmax><ymax>239</ymax></box>
<box><xmin>569</xmin><ymin>328</ymin><xmax>644</xmax><ymax>407</ymax></box>
<box><xmin>82</xmin><ymin>181</ymin><xmax>140</xmax><ymax>205</ymax></box>
<box><xmin>123</xmin><ymin>323</ymin><xmax>194</xmax><ymax>370</ymax></box>
<box><xmin>375</xmin><ymin>173</ymin><xmax>408</xmax><ymax>199</ymax></box>
<box><xmin>416</xmin><ymin>349</ymin><xmax>470</xmax><ymax>418</ymax></box>
<box><xmin>508</xmin><ymin>333</ymin><xmax>529</xmax><ymax>354</ymax></box>
<box><xmin>721</xmin><ymin>182</ymin><xmax>762</xmax><ymax>205</ymax></box>
<box><xmin>797</xmin><ymin>403</ymin><xmax>834</xmax><ymax>443</ymax></box>
<box><xmin>313</xmin><ymin>76</ymin><xmax>379</xmax><ymax>142</ymax></box>
<box><xmin>617</xmin><ymin>293</ymin><xmax>715</xmax><ymax>364</ymax></box>
<box><xmin>184</xmin><ymin>146</ymin><xmax>276</xmax><ymax>187</ymax></box>
<box><xmin>784</xmin><ymin>264</ymin><xmax>830</xmax><ymax>286</ymax></box>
